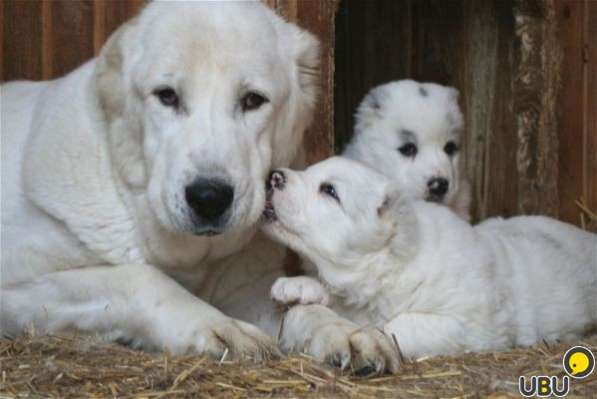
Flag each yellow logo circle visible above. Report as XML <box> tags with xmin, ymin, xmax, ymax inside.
<box><xmin>563</xmin><ymin>346</ymin><xmax>595</xmax><ymax>379</ymax></box>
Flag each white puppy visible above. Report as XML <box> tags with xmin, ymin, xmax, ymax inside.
<box><xmin>263</xmin><ymin>157</ymin><xmax>597</xmax><ymax>363</ymax></box>
<box><xmin>343</xmin><ymin>80</ymin><xmax>471</xmax><ymax>220</ymax></box>
<box><xmin>1</xmin><ymin>1</ymin><xmax>320</xmax><ymax>358</ymax></box>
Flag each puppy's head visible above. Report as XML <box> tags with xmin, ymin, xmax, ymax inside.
<box><xmin>345</xmin><ymin>80</ymin><xmax>464</xmax><ymax>209</ymax></box>
<box><xmin>261</xmin><ymin>157</ymin><xmax>410</xmax><ymax>272</ymax></box>
<box><xmin>95</xmin><ymin>1</ymin><xmax>319</xmax><ymax>236</ymax></box>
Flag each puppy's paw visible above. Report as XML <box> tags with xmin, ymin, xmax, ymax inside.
<box><xmin>309</xmin><ymin>322</ymin><xmax>400</xmax><ymax>375</ymax></box>
<box><xmin>271</xmin><ymin>276</ymin><xmax>329</xmax><ymax>306</ymax></box>
<box><xmin>280</xmin><ymin>305</ymin><xmax>399</xmax><ymax>375</ymax></box>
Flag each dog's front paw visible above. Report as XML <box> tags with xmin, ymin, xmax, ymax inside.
<box><xmin>271</xmin><ymin>276</ymin><xmax>329</xmax><ymax>306</ymax></box>
<box><xmin>126</xmin><ymin>305</ymin><xmax>280</xmax><ymax>360</ymax></box>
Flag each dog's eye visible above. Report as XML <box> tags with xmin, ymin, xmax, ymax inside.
<box><xmin>444</xmin><ymin>141</ymin><xmax>459</xmax><ymax>156</ymax></box>
<box><xmin>398</xmin><ymin>143</ymin><xmax>417</xmax><ymax>157</ymax></box>
<box><xmin>320</xmin><ymin>183</ymin><xmax>340</xmax><ymax>202</ymax></box>
<box><xmin>241</xmin><ymin>92</ymin><xmax>268</xmax><ymax>112</ymax></box>
<box><xmin>153</xmin><ymin>87</ymin><xmax>179</xmax><ymax>109</ymax></box>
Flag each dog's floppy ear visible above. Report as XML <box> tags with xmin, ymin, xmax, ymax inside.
<box><xmin>354</xmin><ymin>86</ymin><xmax>387</xmax><ymax>135</ymax></box>
<box><xmin>377</xmin><ymin>183</ymin><xmax>404</xmax><ymax>220</ymax></box>
<box><xmin>95</xmin><ymin>20</ymin><xmax>139</xmax><ymax>120</ymax></box>
<box><xmin>447</xmin><ymin>86</ymin><xmax>460</xmax><ymax>102</ymax></box>
<box><xmin>291</xmin><ymin>25</ymin><xmax>320</xmax><ymax>110</ymax></box>
<box><xmin>271</xmin><ymin>17</ymin><xmax>320</xmax><ymax>169</ymax></box>
<box><xmin>94</xmin><ymin>19</ymin><xmax>147</xmax><ymax>188</ymax></box>
<box><xmin>444</xmin><ymin>86</ymin><xmax>464</xmax><ymax>131</ymax></box>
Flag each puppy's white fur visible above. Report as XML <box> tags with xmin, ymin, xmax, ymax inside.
<box><xmin>343</xmin><ymin>80</ymin><xmax>471</xmax><ymax>220</ymax></box>
<box><xmin>1</xmin><ymin>1</ymin><xmax>319</xmax><ymax>358</ymax></box>
<box><xmin>264</xmin><ymin>157</ymin><xmax>597</xmax><ymax>360</ymax></box>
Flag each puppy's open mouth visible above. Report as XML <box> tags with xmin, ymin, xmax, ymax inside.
<box><xmin>425</xmin><ymin>194</ymin><xmax>445</xmax><ymax>204</ymax></box>
<box><xmin>262</xmin><ymin>186</ymin><xmax>277</xmax><ymax>222</ymax></box>
<box><xmin>263</xmin><ymin>200</ymin><xmax>277</xmax><ymax>222</ymax></box>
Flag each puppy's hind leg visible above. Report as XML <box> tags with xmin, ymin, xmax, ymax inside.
<box><xmin>384</xmin><ymin>313</ymin><xmax>501</xmax><ymax>359</ymax></box>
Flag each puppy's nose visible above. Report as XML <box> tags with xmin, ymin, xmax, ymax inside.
<box><xmin>427</xmin><ymin>177</ymin><xmax>449</xmax><ymax>197</ymax></box>
<box><xmin>268</xmin><ymin>170</ymin><xmax>286</xmax><ymax>190</ymax></box>
<box><xmin>185</xmin><ymin>178</ymin><xmax>234</xmax><ymax>222</ymax></box>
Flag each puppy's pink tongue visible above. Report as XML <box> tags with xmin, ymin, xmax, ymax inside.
<box><xmin>263</xmin><ymin>200</ymin><xmax>277</xmax><ymax>221</ymax></box>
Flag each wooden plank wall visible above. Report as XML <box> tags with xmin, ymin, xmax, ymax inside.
<box><xmin>334</xmin><ymin>0</ymin><xmax>597</xmax><ymax>229</ymax></box>
<box><xmin>1</xmin><ymin>1</ymin><xmax>144</xmax><ymax>82</ymax></box>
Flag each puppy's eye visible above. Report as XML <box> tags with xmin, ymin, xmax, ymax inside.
<box><xmin>320</xmin><ymin>183</ymin><xmax>340</xmax><ymax>202</ymax></box>
<box><xmin>153</xmin><ymin>87</ymin><xmax>179</xmax><ymax>108</ymax></box>
<box><xmin>241</xmin><ymin>91</ymin><xmax>268</xmax><ymax>112</ymax></box>
<box><xmin>398</xmin><ymin>143</ymin><xmax>417</xmax><ymax>157</ymax></box>
<box><xmin>444</xmin><ymin>141</ymin><xmax>459</xmax><ymax>156</ymax></box>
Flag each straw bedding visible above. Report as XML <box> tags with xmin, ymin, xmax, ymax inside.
<box><xmin>1</xmin><ymin>333</ymin><xmax>595</xmax><ymax>398</ymax></box>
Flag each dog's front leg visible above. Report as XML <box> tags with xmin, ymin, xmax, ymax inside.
<box><xmin>0</xmin><ymin>263</ymin><xmax>277</xmax><ymax>359</ymax></box>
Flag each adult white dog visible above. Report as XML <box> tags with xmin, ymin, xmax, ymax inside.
<box><xmin>264</xmin><ymin>157</ymin><xmax>597</xmax><ymax>367</ymax></box>
<box><xmin>1</xmin><ymin>0</ymin><xmax>324</xmax><ymax>359</ymax></box>
<box><xmin>343</xmin><ymin>80</ymin><xmax>471</xmax><ymax>220</ymax></box>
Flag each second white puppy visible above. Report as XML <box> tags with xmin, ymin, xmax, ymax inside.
<box><xmin>263</xmin><ymin>157</ymin><xmax>597</xmax><ymax>359</ymax></box>
<box><xmin>343</xmin><ymin>80</ymin><xmax>471</xmax><ymax>220</ymax></box>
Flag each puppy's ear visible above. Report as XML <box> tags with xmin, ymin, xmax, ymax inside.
<box><xmin>444</xmin><ymin>86</ymin><xmax>464</xmax><ymax>131</ymax></box>
<box><xmin>354</xmin><ymin>86</ymin><xmax>386</xmax><ymax>135</ymax></box>
<box><xmin>377</xmin><ymin>184</ymin><xmax>404</xmax><ymax>220</ymax></box>
<box><xmin>447</xmin><ymin>86</ymin><xmax>460</xmax><ymax>102</ymax></box>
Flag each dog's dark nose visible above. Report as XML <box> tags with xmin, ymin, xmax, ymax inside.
<box><xmin>268</xmin><ymin>170</ymin><xmax>286</xmax><ymax>190</ymax></box>
<box><xmin>427</xmin><ymin>177</ymin><xmax>449</xmax><ymax>197</ymax></box>
<box><xmin>185</xmin><ymin>179</ymin><xmax>234</xmax><ymax>222</ymax></box>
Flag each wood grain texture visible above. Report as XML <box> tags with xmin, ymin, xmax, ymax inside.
<box><xmin>554</xmin><ymin>0</ymin><xmax>584</xmax><ymax>224</ymax></box>
<box><xmin>477</xmin><ymin>0</ymin><xmax>520</xmax><ymax>220</ymax></box>
<box><xmin>0</xmin><ymin>1</ymin><xmax>4</xmax><ymax>80</ymax></box>
<box><xmin>584</xmin><ymin>0</ymin><xmax>597</xmax><ymax>226</ymax></box>
<box><xmin>334</xmin><ymin>0</ymin><xmax>412</xmax><ymax>152</ymax></box>
<box><xmin>512</xmin><ymin>0</ymin><xmax>560</xmax><ymax>218</ymax></box>
<box><xmin>48</xmin><ymin>1</ymin><xmax>95</xmax><ymax>78</ymax></box>
<box><xmin>2</xmin><ymin>1</ymin><xmax>43</xmax><ymax>81</ymax></box>
<box><xmin>295</xmin><ymin>0</ymin><xmax>338</xmax><ymax>164</ymax></box>
<box><xmin>461</xmin><ymin>0</ymin><xmax>503</xmax><ymax>219</ymax></box>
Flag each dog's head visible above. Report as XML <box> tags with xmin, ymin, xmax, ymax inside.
<box><xmin>345</xmin><ymin>80</ymin><xmax>464</xmax><ymax>209</ymax></box>
<box><xmin>95</xmin><ymin>1</ymin><xmax>319</xmax><ymax>236</ymax></box>
<box><xmin>261</xmin><ymin>157</ymin><xmax>414</xmax><ymax>273</ymax></box>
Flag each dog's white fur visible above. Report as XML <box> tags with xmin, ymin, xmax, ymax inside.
<box><xmin>264</xmin><ymin>157</ymin><xmax>597</xmax><ymax>363</ymax></box>
<box><xmin>343</xmin><ymin>80</ymin><xmax>471</xmax><ymax>220</ymax></box>
<box><xmin>1</xmin><ymin>0</ymin><xmax>321</xmax><ymax>358</ymax></box>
